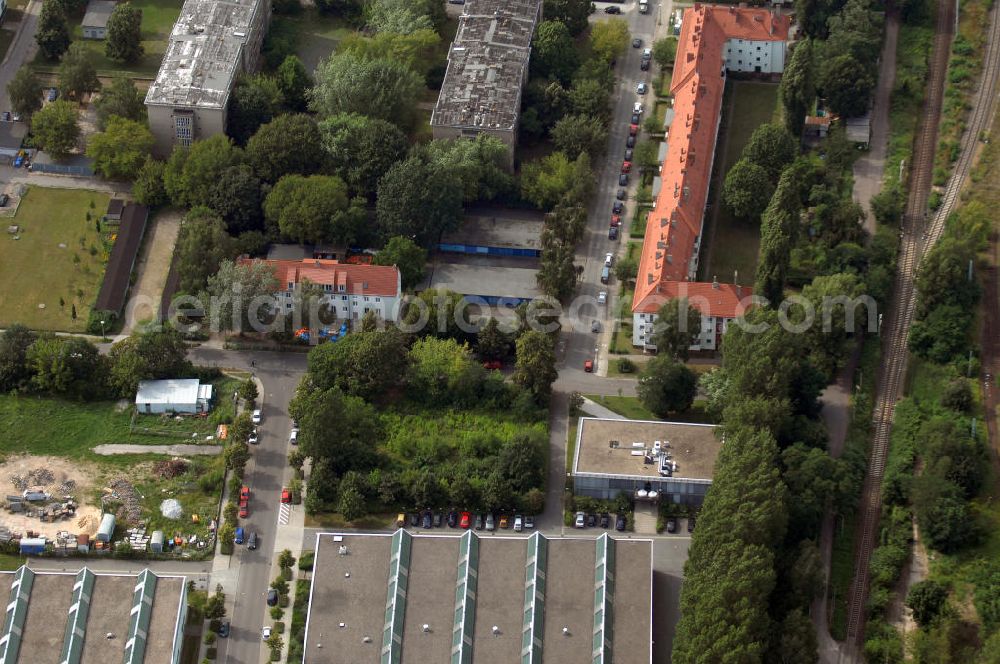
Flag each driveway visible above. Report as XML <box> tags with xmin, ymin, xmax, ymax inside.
<box><xmin>121</xmin><ymin>208</ymin><xmax>182</xmax><ymax>334</ymax></box>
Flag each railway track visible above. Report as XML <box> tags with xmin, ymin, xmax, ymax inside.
<box><xmin>839</xmin><ymin>0</ymin><xmax>997</xmax><ymax>649</ymax></box>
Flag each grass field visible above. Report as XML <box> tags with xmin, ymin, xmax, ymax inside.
<box><xmin>0</xmin><ymin>377</ymin><xmax>238</xmax><ymax>462</ymax></box>
<box><xmin>699</xmin><ymin>81</ymin><xmax>780</xmax><ymax>282</ymax></box>
<box><xmin>0</xmin><ymin>187</ymin><xmax>111</xmax><ymax>332</ymax></box>
<box><xmin>34</xmin><ymin>0</ymin><xmax>183</xmax><ymax>77</ymax></box>
<box><xmin>583</xmin><ymin>394</ymin><xmax>659</xmax><ymax>420</ymax></box>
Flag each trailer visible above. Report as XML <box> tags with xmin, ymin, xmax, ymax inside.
<box><xmin>19</xmin><ymin>537</ymin><xmax>46</xmax><ymax>555</ymax></box>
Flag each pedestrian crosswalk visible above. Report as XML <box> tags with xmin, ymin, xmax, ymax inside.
<box><xmin>278</xmin><ymin>503</ymin><xmax>291</xmax><ymax>525</ymax></box>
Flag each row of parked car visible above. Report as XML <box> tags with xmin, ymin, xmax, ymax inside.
<box><xmin>400</xmin><ymin>510</ymin><xmax>536</xmax><ymax>532</ymax></box>
<box><xmin>575</xmin><ymin>511</ymin><xmax>628</xmax><ymax>531</ymax></box>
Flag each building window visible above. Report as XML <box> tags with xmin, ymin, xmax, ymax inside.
<box><xmin>287</xmin><ymin>282</ymin><xmax>294</xmax><ymax>290</ymax></box>
<box><xmin>174</xmin><ymin>114</ymin><xmax>193</xmax><ymax>147</ymax></box>
<box><xmin>375</xmin><ymin>297</ymin><xmax>381</xmax><ymax>303</ymax></box>
<box><xmin>341</xmin><ymin>295</ymin><xmax>347</xmax><ymax>301</ymax></box>
<box><xmin>364</xmin><ymin>296</ymin><xmax>370</xmax><ymax>302</ymax></box>
<box><xmin>338</xmin><ymin>284</ymin><xmax>346</xmax><ymax>293</ymax></box>
<box><xmin>323</xmin><ymin>284</ymin><xmax>332</xmax><ymax>292</ymax></box>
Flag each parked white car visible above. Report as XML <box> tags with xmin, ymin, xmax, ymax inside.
<box><xmin>604</xmin><ymin>253</ymin><xmax>614</xmax><ymax>267</ymax></box>
<box><xmin>633</xmin><ymin>101</ymin><xmax>643</xmax><ymax>115</ymax></box>
<box><xmin>251</xmin><ymin>409</ymin><xmax>261</xmax><ymax>424</ymax></box>
<box><xmin>598</xmin><ymin>291</ymin><xmax>607</xmax><ymax>305</ymax></box>
<box><xmin>575</xmin><ymin>511</ymin><xmax>586</xmax><ymax>528</ymax></box>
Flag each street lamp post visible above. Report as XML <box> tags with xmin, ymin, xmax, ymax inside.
<box><xmin>100</xmin><ymin>319</ymin><xmax>106</xmax><ymax>341</ymax></box>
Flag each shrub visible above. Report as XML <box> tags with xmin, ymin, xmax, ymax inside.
<box><xmin>617</xmin><ymin>358</ymin><xmax>636</xmax><ymax>373</ymax></box>
<box><xmin>205</xmin><ymin>647</ymin><xmax>217</xmax><ymax>660</ymax></box>
<box><xmin>204</xmin><ymin>631</ymin><xmax>216</xmax><ymax>645</ymax></box>
<box><xmin>298</xmin><ymin>550</ymin><xmax>314</xmax><ymax>571</ymax></box>
<box><xmin>279</xmin><ymin>594</ymin><xmax>290</xmax><ymax>608</ymax></box>
<box><xmin>275</xmin><ymin>621</ymin><xmax>286</xmax><ymax>634</ymax></box>
<box><xmin>270</xmin><ymin>606</ymin><xmax>284</xmax><ymax>620</ymax></box>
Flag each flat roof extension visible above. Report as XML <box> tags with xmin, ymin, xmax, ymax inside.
<box><xmin>573</xmin><ymin>417</ymin><xmax>721</xmax><ymax>481</ymax></box>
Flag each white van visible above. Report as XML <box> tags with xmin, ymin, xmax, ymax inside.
<box><xmin>639</xmin><ymin>1</ymin><xmax>649</xmax><ymax>13</ymax></box>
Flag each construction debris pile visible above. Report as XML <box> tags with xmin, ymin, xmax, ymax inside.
<box><xmin>160</xmin><ymin>499</ymin><xmax>182</xmax><ymax>519</ymax></box>
<box><xmin>153</xmin><ymin>459</ymin><xmax>188</xmax><ymax>479</ymax></box>
<box><xmin>103</xmin><ymin>476</ymin><xmax>142</xmax><ymax>523</ymax></box>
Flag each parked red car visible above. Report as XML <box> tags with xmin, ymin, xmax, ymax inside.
<box><xmin>482</xmin><ymin>360</ymin><xmax>502</xmax><ymax>370</ymax></box>
<box><xmin>240</xmin><ymin>486</ymin><xmax>250</xmax><ymax>502</ymax></box>
<box><xmin>239</xmin><ymin>500</ymin><xmax>249</xmax><ymax>518</ymax></box>
<box><xmin>584</xmin><ymin>359</ymin><xmax>594</xmax><ymax>372</ymax></box>
<box><xmin>281</xmin><ymin>488</ymin><xmax>292</xmax><ymax>504</ymax></box>
<box><xmin>610</xmin><ymin>214</ymin><xmax>621</xmax><ymax>227</ymax></box>
<box><xmin>629</xmin><ymin>124</ymin><xmax>638</xmax><ymax>136</ymax></box>
<box><xmin>621</xmin><ymin>161</ymin><xmax>631</xmax><ymax>173</ymax></box>
<box><xmin>460</xmin><ymin>511</ymin><xmax>471</xmax><ymax>529</ymax></box>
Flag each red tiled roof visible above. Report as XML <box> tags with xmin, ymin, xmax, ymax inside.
<box><xmin>632</xmin><ymin>4</ymin><xmax>787</xmax><ymax>317</ymax></box>
<box><xmin>239</xmin><ymin>258</ymin><xmax>401</xmax><ymax>297</ymax></box>
<box><xmin>633</xmin><ymin>280</ymin><xmax>752</xmax><ymax>319</ymax></box>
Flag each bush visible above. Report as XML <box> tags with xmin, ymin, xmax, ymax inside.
<box><xmin>275</xmin><ymin>621</ymin><xmax>286</xmax><ymax>634</ymax></box>
<box><xmin>204</xmin><ymin>631</ymin><xmax>216</xmax><ymax>645</ymax></box>
<box><xmin>617</xmin><ymin>358</ymin><xmax>636</xmax><ymax>373</ymax></box>
<box><xmin>279</xmin><ymin>594</ymin><xmax>290</xmax><ymax>608</ymax></box>
<box><xmin>205</xmin><ymin>647</ymin><xmax>217</xmax><ymax>660</ymax></box>
<box><xmin>298</xmin><ymin>550</ymin><xmax>314</xmax><ymax>571</ymax></box>
<box><xmin>270</xmin><ymin>606</ymin><xmax>284</xmax><ymax>620</ymax></box>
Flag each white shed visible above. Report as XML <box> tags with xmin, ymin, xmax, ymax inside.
<box><xmin>135</xmin><ymin>379</ymin><xmax>214</xmax><ymax>414</ymax></box>
<box><xmin>97</xmin><ymin>513</ymin><xmax>116</xmax><ymax>542</ymax></box>
<box><xmin>150</xmin><ymin>530</ymin><xmax>164</xmax><ymax>553</ymax></box>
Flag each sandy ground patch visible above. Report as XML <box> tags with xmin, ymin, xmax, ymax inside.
<box><xmin>0</xmin><ymin>454</ymin><xmax>102</xmax><ymax>538</ymax></box>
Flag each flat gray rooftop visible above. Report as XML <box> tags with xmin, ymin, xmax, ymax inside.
<box><xmin>542</xmin><ymin>538</ymin><xmax>595</xmax><ymax>664</ymax></box>
<box><xmin>80</xmin><ymin>574</ymin><xmax>134</xmax><ymax>664</ymax></box>
<box><xmin>470</xmin><ymin>537</ymin><xmax>526</xmax><ymax>664</ymax></box>
<box><xmin>146</xmin><ymin>576</ymin><xmax>185</xmax><ymax>664</ymax></box>
<box><xmin>306</xmin><ymin>531</ymin><xmax>653</xmax><ymax>664</ymax></box>
<box><xmin>424</xmin><ymin>260</ymin><xmax>541</xmax><ymax>301</ymax></box>
<box><xmin>442</xmin><ymin>210</ymin><xmax>544</xmax><ymax>250</ymax></box>
<box><xmin>431</xmin><ymin>0</ymin><xmax>541</xmax><ymax>132</ymax></box>
<box><xmin>145</xmin><ymin>0</ymin><xmax>265</xmax><ymax>109</ymax></box>
<box><xmin>574</xmin><ymin>417</ymin><xmax>721</xmax><ymax>480</ymax></box>
<box><xmin>82</xmin><ymin>0</ymin><xmax>115</xmax><ymax>27</ymax></box>
<box><xmin>18</xmin><ymin>573</ymin><xmax>73</xmax><ymax>660</ymax></box>
<box><xmin>307</xmin><ymin>533</ymin><xmax>391</xmax><ymax>661</ymax></box>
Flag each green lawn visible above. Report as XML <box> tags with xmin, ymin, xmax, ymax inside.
<box><xmin>270</xmin><ymin>10</ymin><xmax>352</xmax><ymax>74</ymax></box>
<box><xmin>607</xmin><ymin>356</ymin><xmax>648</xmax><ymax>377</ymax></box>
<box><xmin>583</xmin><ymin>394</ymin><xmax>659</xmax><ymax>420</ymax></box>
<box><xmin>0</xmin><ymin>377</ymin><xmax>238</xmax><ymax>462</ymax></box>
<box><xmin>0</xmin><ymin>554</ymin><xmax>25</xmax><ymax>571</ymax></box>
<box><xmin>0</xmin><ymin>187</ymin><xmax>111</xmax><ymax>332</ymax></box>
<box><xmin>699</xmin><ymin>81</ymin><xmax>780</xmax><ymax>282</ymax></box>
<box><xmin>34</xmin><ymin>0</ymin><xmax>183</xmax><ymax>77</ymax></box>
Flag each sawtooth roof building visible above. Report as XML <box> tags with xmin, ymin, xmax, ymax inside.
<box><xmin>0</xmin><ymin>566</ymin><xmax>187</xmax><ymax>663</ymax></box>
<box><xmin>303</xmin><ymin>530</ymin><xmax>653</xmax><ymax>664</ymax></box>
<box><xmin>430</xmin><ymin>0</ymin><xmax>543</xmax><ymax>166</ymax></box>
<box><xmin>631</xmin><ymin>5</ymin><xmax>790</xmax><ymax>351</ymax></box>
<box><xmin>144</xmin><ymin>0</ymin><xmax>270</xmax><ymax>155</ymax></box>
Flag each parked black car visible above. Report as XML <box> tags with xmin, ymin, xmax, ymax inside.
<box><xmin>687</xmin><ymin>517</ymin><xmax>696</xmax><ymax>533</ymax></box>
<box><xmin>447</xmin><ymin>510</ymin><xmax>458</xmax><ymax>528</ymax></box>
<box><xmin>640</xmin><ymin>60</ymin><xmax>650</xmax><ymax>71</ymax></box>
<box><xmin>619</xmin><ymin>174</ymin><xmax>629</xmax><ymax>186</ymax></box>
<box><xmin>626</xmin><ymin>135</ymin><xmax>636</xmax><ymax>148</ymax></box>
<box><xmin>609</xmin><ymin>227</ymin><xmax>619</xmax><ymax>240</ymax></box>
<box><xmin>433</xmin><ymin>512</ymin><xmax>443</xmax><ymax>527</ymax></box>
<box><xmin>600</xmin><ymin>513</ymin><xmax>610</xmax><ymax>528</ymax></box>
<box><xmin>615</xmin><ymin>514</ymin><xmax>626</xmax><ymax>531</ymax></box>
<box><xmin>217</xmin><ymin>621</ymin><xmax>230</xmax><ymax>638</ymax></box>
<box><xmin>421</xmin><ymin>511</ymin><xmax>432</xmax><ymax>529</ymax></box>
<box><xmin>408</xmin><ymin>513</ymin><xmax>419</xmax><ymax>527</ymax></box>
<box><xmin>624</xmin><ymin>148</ymin><xmax>633</xmax><ymax>161</ymax></box>
<box><xmin>616</xmin><ymin>188</ymin><xmax>627</xmax><ymax>200</ymax></box>
<box><xmin>666</xmin><ymin>518</ymin><xmax>678</xmax><ymax>533</ymax></box>
<box><xmin>266</xmin><ymin>589</ymin><xmax>278</xmax><ymax>606</ymax></box>
<box><xmin>613</xmin><ymin>200</ymin><xmax>623</xmax><ymax>214</ymax></box>
<box><xmin>587</xmin><ymin>514</ymin><xmax>597</xmax><ymax>528</ymax></box>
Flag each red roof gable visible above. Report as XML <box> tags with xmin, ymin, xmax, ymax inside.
<box><xmin>240</xmin><ymin>258</ymin><xmax>401</xmax><ymax>297</ymax></box>
<box><xmin>633</xmin><ymin>280</ymin><xmax>751</xmax><ymax>319</ymax></box>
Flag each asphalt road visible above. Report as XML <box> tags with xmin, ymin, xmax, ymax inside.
<box><xmin>0</xmin><ymin>0</ymin><xmax>40</xmax><ymax>149</ymax></box>
<box><xmin>187</xmin><ymin>347</ymin><xmax>306</xmax><ymax>663</ymax></box>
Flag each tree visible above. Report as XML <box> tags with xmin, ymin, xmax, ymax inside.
<box><xmin>245</xmin><ymin>114</ymin><xmax>325</xmax><ymax>183</ymax></box>
<box><xmin>107</xmin><ymin>327</ymin><xmax>190</xmax><ymax>396</ymax></box>
<box><xmin>58</xmin><ymin>43</ymin><xmax>100</xmax><ymax>100</ymax></box>
<box><xmin>338</xmin><ymin>28</ymin><xmax>440</xmax><ymax>76</ymax></box>
<box><xmin>513</xmin><ymin>330</ymin><xmax>557</xmax><ymax>404</ymax></box>
<box><xmin>498</xmin><ymin>431</ymin><xmax>546</xmax><ymax>493</ymax></box>
<box><xmin>276</xmin><ymin>55</ymin><xmax>311</xmax><ymax>111</ymax></box>
<box><xmin>31</xmin><ymin>100</ymin><xmax>79</xmax><ymax>158</ymax></box>
<box><xmin>27</xmin><ymin>335</ymin><xmax>105</xmax><ymax>399</ymax></box>
<box><xmin>723</xmin><ymin>159</ymin><xmax>773</xmax><ymax>220</ymax></box>
<box><xmin>105</xmin><ymin>2</ymin><xmax>143</xmax><ymax>63</ymax></box>
<box><xmin>777</xmin><ymin>609</ymin><xmax>818</xmax><ymax>663</ymax></box>
<box><xmin>201</xmin><ymin>259</ymin><xmax>280</xmax><ymax>333</ymax></box>
<box><xmin>205</xmin><ymin>587</ymin><xmax>227</xmax><ymax>619</ymax></box>
<box><xmin>821</xmin><ymin>54</ymin><xmax>875</xmax><ymax>118</ymax></box>
<box><xmin>94</xmin><ymin>76</ymin><xmax>146</xmax><ymax>129</ymax></box>
<box><xmin>7</xmin><ymin>66</ymin><xmax>43</xmax><ymax>121</ymax></box>
<box><xmin>277</xmin><ymin>549</ymin><xmax>296</xmax><ymax>569</ymax></box>
<box><xmin>376</xmin><ymin>156</ymin><xmax>463</xmax><ymax>246</ymax></box>
<box><xmin>521</xmin><ymin>151</ymin><xmax>593</xmax><ymax>210</ymax></box>
<box><xmin>906</xmin><ymin>581</ymin><xmax>949</xmax><ymax>629</ymax></box>
<box><xmin>543</xmin><ymin>0</ymin><xmax>594</xmax><ymax>36</ymax></box>
<box><xmin>780</xmin><ymin>40</ymin><xmax>814</xmax><ymax>135</ymax></box>
<box><xmin>551</xmin><ymin>114</ymin><xmax>607</xmax><ymax>160</ymax></box>
<box><xmin>224</xmin><ymin>441</ymin><xmax>251</xmax><ymax>473</ymax></box>
<box><xmin>227</xmin><ymin>75</ymin><xmax>282</xmax><ymax>145</ymax></box>
<box><xmin>407</xmin><ymin>337</ymin><xmax>484</xmax><ymax>406</ymax></box>
<box><xmin>614</xmin><ymin>255</ymin><xmax>637</xmax><ymax>283</ymax></box>
<box><xmin>239</xmin><ymin>377</ymin><xmax>258</xmax><ymax>403</ymax></box>
<box><xmin>638</xmin><ymin>355</ymin><xmax>697</xmax><ymax>416</ymax></box>
<box><xmin>319</xmin><ymin>112</ymin><xmax>408</xmax><ymax>197</ymax></box>
<box><xmin>402</xmin><ymin>288</ymin><xmax>471</xmax><ymax>341</ymax></box>
<box><xmin>133</xmin><ymin>157</ymin><xmax>168</xmax><ymax>207</ymax></box>
<box><xmin>908</xmin><ymin>304</ymin><xmax>971</xmax><ymax>364</ymax></box>
<box><xmin>652</xmin><ymin>36</ymin><xmax>678</xmax><ymax>69</ymax></box>
<box><xmin>87</xmin><ymin>116</ymin><xmax>153</xmax><ymax>180</ymax></box>
<box><xmin>310</xmin><ymin>53</ymin><xmax>423</xmax><ymax>126</ymax></box>
<box><xmin>651</xmin><ymin>298</ymin><xmax>701</xmax><ymax>360</ymax></box>
<box><xmin>0</xmin><ymin>325</ymin><xmax>36</xmax><ymax>393</ymax></box>
<box><xmin>306</xmin><ymin>327</ymin><xmax>408</xmax><ymax>400</ymax></box>
<box><xmin>634</xmin><ymin>139</ymin><xmax>659</xmax><ymax>171</ymax></box>
<box><xmin>207</xmin><ymin>165</ymin><xmax>264</xmax><ymax>234</ymax></box>
<box><xmin>911</xmin><ymin>473</ymin><xmax>979</xmax><ymax>553</ymax></box>
<box><xmin>942</xmin><ymin>379</ymin><xmax>972</xmax><ymax>412</ymax></box>
<box><xmin>589</xmin><ymin>18</ymin><xmax>629</xmax><ymax>63</ymax></box>
<box><xmin>535</xmin><ymin>241</ymin><xmax>577</xmax><ymax>302</ymax></box>
<box><xmin>163</xmin><ymin>135</ymin><xmax>244</xmax><ymax>208</ymax></box>
<box><xmin>476</xmin><ymin>317</ymin><xmax>510</xmax><ymax>361</ymax></box>
<box><xmin>264</xmin><ymin>174</ymin><xmax>363</xmax><ymax>245</ymax></box>
<box><xmin>364</xmin><ymin>0</ymin><xmax>435</xmax><ymax>34</ymax></box>
<box><xmin>289</xmin><ymin>385</ymin><xmax>381</xmax><ymax>474</ymax></box>
<box><xmin>569</xmin><ymin>78</ymin><xmax>610</xmax><ymax>121</ymax></box>
<box><xmin>417</xmin><ymin>136</ymin><xmax>513</xmax><ymax>203</ymax></box>
<box><xmin>531</xmin><ymin>21</ymin><xmax>579</xmax><ymax>83</ymax></box>
<box><xmin>174</xmin><ymin>207</ymin><xmax>236</xmax><ymax>293</ymax></box>
<box><xmin>36</xmin><ymin>0</ymin><xmax>71</xmax><ymax>61</ymax></box>
<box><xmin>374</xmin><ymin>236</ymin><xmax>427</xmax><ymax>289</ymax></box>
<box><xmin>742</xmin><ymin>123</ymin><xmax>797</xmax><ymax>178</ymax></box>
<box><xmin>916</xmin><ymin>234</ymin><xmax>982</xmax><ymax>316</ymax></box>
<box><xmin>337</xmin><ymin>473</ymin><xmax>367</xmax><ymax>521</ymax></box>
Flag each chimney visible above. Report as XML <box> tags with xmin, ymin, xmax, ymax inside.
<box><xmin>734</xmin><ymin>269</ymin><xmax>739</xmax><ymax>286</ymax></box>
<box><xmin>712</xmin><ymin>275</ymin><xmax>720</xmax><ymax>289</ymax></box>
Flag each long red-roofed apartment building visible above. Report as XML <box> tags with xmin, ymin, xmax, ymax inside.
<box><xmin>631</xmin><ymin>4</ymin><xmax>790</xmax><ymax>351</ymax></box>
<box><xmin>238</xmin><ymin>257</ymin><xmax>403</xmax><ymax>323</ymax></box>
